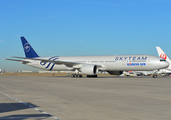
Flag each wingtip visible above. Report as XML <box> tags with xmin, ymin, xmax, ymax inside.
<box><xmin>20</xmin><ymin>36</ymin><xmax>25</xmax><ymax>38</ymax></box>
<box><xmin>156</xmin><ymin>46</ymin><xmax>161</xmax><ymax>49</ymax></box>
<box><xmin>9</xmin><ymin>56</ymin><xmax>16</xmax><ymax>58</ymax></box>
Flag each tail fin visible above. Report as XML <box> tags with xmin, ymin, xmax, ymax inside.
<box><xmin>21</xmin><ymin>36</ymin><xmax>39</xmax><ymax>58</ymax></box>
<box><xmin>156</xmin><ymin>46</ymin><xmax>171</xmax><ymax>61</ymax></box>
<box><xmin>156</xmin><ymin>46</ymin><xmax>171</xmax><ymax>70</ymax></box>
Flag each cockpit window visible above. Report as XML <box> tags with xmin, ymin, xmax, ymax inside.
<box><xmin>160</xmin><ymin>59</ymin><xmax>166</xmax><ymax>61</ymax></box>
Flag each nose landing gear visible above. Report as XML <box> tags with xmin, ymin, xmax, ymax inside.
<box><xmin>153</xmin><ymin>70</ymin><xmax>159</xmax><ymax>78</ymax></box>
<box><xmin>153</xmin><ymin>75</ymin><xmax>158</xmax><ymax>78</ymax></box>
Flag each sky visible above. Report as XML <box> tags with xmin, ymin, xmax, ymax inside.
<box><xmin>0</xmin><ymin>0</ymin><xmax>171</xmax><ymax>72</ymax></box>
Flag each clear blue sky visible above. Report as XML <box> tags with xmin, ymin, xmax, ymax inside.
<box><xmin>0</xmin><ymin>0</ymin><xmax>171</xmax><ymax>72</ymax></box>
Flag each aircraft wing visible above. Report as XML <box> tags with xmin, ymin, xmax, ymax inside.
<box><xmin>8</xmin><ymin>56</ymin><xmax>86</xmax><ymax>68</ymax></box>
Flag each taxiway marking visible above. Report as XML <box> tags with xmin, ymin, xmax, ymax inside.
<box><xmin>0</xmin><ymin>91</ymin><xmax>61</xmax><ymax>120</ymax></box>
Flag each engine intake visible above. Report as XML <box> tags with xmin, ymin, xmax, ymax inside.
<box><xmin>81</xmin><ymin>64</ymin><xmax>98</xmax><ymax>75</ymax></box>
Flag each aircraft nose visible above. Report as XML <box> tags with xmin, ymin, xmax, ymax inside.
<box><xmin>161</xmin><ymin>61</ymin><xmax>170</xmax><ymax>69</ymax></box>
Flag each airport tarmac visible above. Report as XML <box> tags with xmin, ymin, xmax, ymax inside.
<box><xmin>0</xmin><ymin>76</ymin><xmax>171</xmax><ymax>120</ymax></box>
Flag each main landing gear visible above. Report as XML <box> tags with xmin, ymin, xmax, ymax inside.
<box><xmin>71</xmin><ymin>74</ymin><xmax>83</xmax><ymax>78</ymax></box>
<box><xmin>71</xmin><ymin>69</ymin><xmax>98</xmax><ymax>78</ymax></box>
<box><xmin>71</xmin><ymin>69</ymin><xmax>83</xmax><ymax>78</ymax></box>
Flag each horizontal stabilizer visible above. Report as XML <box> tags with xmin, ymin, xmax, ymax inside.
<box><xmin>5</xmin><ymin>58</ymin><xmax>30</xmax><ymax>64</ymax></box>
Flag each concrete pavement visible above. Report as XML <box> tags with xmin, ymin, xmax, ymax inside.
<box><xmin>0</xmin><ymin>76</ymin><xmax>171</xmax><ymax>120</ymax></box>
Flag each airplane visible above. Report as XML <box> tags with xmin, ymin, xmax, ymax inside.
<box><xmin>156</xmin><ymin>46</ymin><xmax>171</xmax><ymax>70</ymax></box>
<box><xmin>131</xmin><ymin>47</ymin><xmax>171</xmax><ymax>77</ymax></box>
<box><xmin>156</xmin><ymin>46</ymin><xmax>171</xmax><ymax>75</ymax></box>
<box><xmin>5</xmin><ymin>37</ymin><xmax>169</xmax><ymax>78</ymax></box>
<box><xmin>135</xmin><ymin>70</ymin><xmax>165</xmax><ymax>76</ymax></box>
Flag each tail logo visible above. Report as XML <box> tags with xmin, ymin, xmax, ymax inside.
<box><xmin>160</xmin><ymin>53</ymin><xmax>167</xmax><ymax>60</ymax></box>
<box><xmin>24</xmin><ymin>43</ymin><xmax>30</xmax><ymax>52</ymax></box>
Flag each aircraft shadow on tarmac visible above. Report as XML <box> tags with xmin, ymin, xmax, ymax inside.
<box><xmin>0</xmin><ymin>103</ymin><xmax>37</xmax><ymax>113</ymax></box>
<box><xmin>0</xmin><ymin>114</ymin><xmax>51</xmax><ymax>120</ymax></box>
<box><xmin>0</xmin><ymin>103</ymin><xmax>50</xmax><ymax>120</ymax></box>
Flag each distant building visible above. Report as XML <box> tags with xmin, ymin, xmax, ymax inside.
<box><xmin>18</xmin><ymin>70</ymin><xmax>33</xmax><ymax>73</ymax></box>
<box><xmin>60</xmin><ymin>71</ymin><xmax>74</xmax><ymax>73</ymax></box>
<box><xmin>38</xmin><ymin>71</ymin><xmax>60</xmax><ymax>73</ymax></box>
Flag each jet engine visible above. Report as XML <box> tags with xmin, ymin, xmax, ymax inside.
<box><xmin>107</xmin><ymin>71</ymin><xmax>123</xmax><ymax>75</ymax></box>
<box><xmin>81</xmin><ymin>64</ymin><xmax>98</xmax><ymax>75</ymax></box>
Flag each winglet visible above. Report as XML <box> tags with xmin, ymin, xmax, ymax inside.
<box><xmin>21</xmin><ymin>37</ymin><xmax>39</xmax><ymax>58</ymax></box>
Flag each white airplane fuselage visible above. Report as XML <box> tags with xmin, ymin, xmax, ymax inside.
<box><xmin>25</xmin><ymin>55</ymin><xmax>169</xmax><ymax>72</ymax></box>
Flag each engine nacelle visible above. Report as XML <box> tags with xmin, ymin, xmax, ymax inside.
<box><xmin>81</xmin><ymin>64</ymin><xmax>98</xmax><ymax>75</ymax></box>
<box><xmin>107</xmin><ymin>71</ymin><xmax>123</xmax><ymax>75</ymax></box>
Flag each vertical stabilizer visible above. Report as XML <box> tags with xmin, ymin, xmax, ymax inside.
<box><xmin>156</xmin><ymin>46</ymin><xmax>171</xmax><ymax>70</ymax></box>
<box><xmin>21</xmin><ymin>37</ymin><xmax>39</xmax><ymax>58</ymax></box>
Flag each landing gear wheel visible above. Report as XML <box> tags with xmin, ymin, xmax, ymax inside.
<box><xmin>79</xmin><ymin>74</ymin><xmax>82</xmax><ymax>77</ymax></box>
<box><xmin>71</xmin><ymin>74</ymin><xmax>83</xmax><ymax>78</ymax></box>
<box><xmin>71</xmin><ymin>74</ymin><xmax>75</xmax><ymax>78</ymax></box>
<box><xmin>87</xmin><ymin>75</ymin><xmax>98</xmax><ymax>78</ymax></box>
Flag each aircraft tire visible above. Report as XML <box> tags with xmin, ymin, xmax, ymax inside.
<box><xmin>87</xmin><ymin>75</ymin><xmax>98</xmax><ymax>78</ymax></box>
<box><xmin>71</xmin><ymin>74</ymin><xmax>75</xmax><ymax>78</ymax></box>
<box><xmin>76</xmin><ymin>74</ymin><xmax>80</xmax><ymax>78</ymax></box>
<box><xmin>71</xmin><ymin>74</ymin><xmax>82</xmax><ymax>78</ymax></box>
